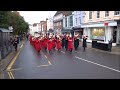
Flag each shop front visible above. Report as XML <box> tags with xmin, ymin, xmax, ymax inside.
<box><xmin>73</xmin><ymin>27</ymin><xmax>83</xmax><ymax>39</ymax></box>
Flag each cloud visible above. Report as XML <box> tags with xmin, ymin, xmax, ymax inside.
<box><xmin>19</xmin><ymin>11</ymin><xmax>56</xmax><ymax>24</ymax></box>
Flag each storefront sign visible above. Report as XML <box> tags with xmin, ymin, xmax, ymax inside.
<box><xmin>104</xmin><ymin>22</ymin><xmax>108</xmax><ymax>26</ymax></box>
<box><xmin>92</xmin><ymin>36</ymin><xmax>105</xmax><ymax>40</ymax></box>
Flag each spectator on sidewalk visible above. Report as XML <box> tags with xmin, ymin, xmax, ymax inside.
<box><xmin>108</xmin><ymin>39</ymin><xmax>113</xmax><ymax>52</ymax></box>
<box><xmin>13</xmin><ymin>37</ymin><xmax>18</xmax><ymax>51</ymax></box>
<box><xmin>82</xmin><ymin>34</ymin><xmax>88</xmax><ymax>51</ymax></box>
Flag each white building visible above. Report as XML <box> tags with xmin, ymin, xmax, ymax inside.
<box><xmin>72</xmin><ymin>11</ymin><xmax>85</xmax><ymax>38</ymax></box>
<box><xmin>47</xmin><ymin>17</ymin><xmax>54</xmax><ymax>31</ymax></box>
<box><xmin>62</xmin><ymin>11</ymin><xmax>73</xmax><ymax>34</ymax></box>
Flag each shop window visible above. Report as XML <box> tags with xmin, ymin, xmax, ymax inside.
<box><xmin>89</xmin><ymin>11</ymin><xmax>92</xmax><ymax>19</ymax></box>
<box><xmin>76</xmin><ymin>18</ymin><xmax>77</xmax><ymax>25</ymax></box>
<box><xmin>79</xmin><ymin>17</ymin><xmax>81</xmax><ymax>24</ymax></box>
<box><xmin>65</xmin><ymin>17</ymin><xmax>67</xmax><ymax>27</ymax></box>
<box><xmin>114</xmin><ymin>11</ymin><xmax>120</xmax><ymax>15</ymax></box>
<box><xmin>105</xmin><ymin>11</ymin><xmax>109</xmax><ymax>17</ymax></box>
<box><xmin>69</xmin><ymin>15</ymin><xmax>73</xmax><ymax>26</ymax></box>
<box><xmin>97</xmin><ymin>11</ymin><xmax>100</xmax><ymax>18</ymax></box>
<box><xmin>91</xmin><ymin>28</ymin><xmax>105</xmax><ymax>41</ymax></box>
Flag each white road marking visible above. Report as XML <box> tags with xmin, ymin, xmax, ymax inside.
<box><xmin>61</xmin><ymin>51</ymin><xmax>65</xmax><ymax>53</ymax></box>
<box><xmin>37</xmin><ymin>65</ymin><xmax>50</xmax><ymax>67</ymax></box>
<box><xmin>48</xmin><ymin>61</ymin><xmax>52</xmax><ymax>65</ymax></box>
<box><xmin>7</xmin><ymin>68</ymin><xmax>22</xmax><ymax>72</ymax></box>
<box><xmin>75</xmin><ymin>56</ymin><xmax>120</xmax><ymax>73</ymax></box>
<box><xmin>20</xmin><ymin>44</ymin><xmax>23</xmax><ymax>48</ymax></box>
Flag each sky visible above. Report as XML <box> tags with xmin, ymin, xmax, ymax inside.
<box><xmin>19</xmin><ymin>11</ymin><xmax>57</xmax><ymax>24</ymax></box>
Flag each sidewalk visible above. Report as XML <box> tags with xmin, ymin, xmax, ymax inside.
<box><xmin>0</xmin><ymin>40</ymin><xmax>25</xmax><ymax>79</ymax></box>
<box><xmin>86</xmin><ymin>42</ymin><xmax>120</xmax><ymax>55</ymax></box>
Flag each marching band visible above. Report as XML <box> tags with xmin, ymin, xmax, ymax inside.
<box><xmin>29</xmin><ymin>32</ymin><xmax>86</xmax><ymax>53</ymax></box>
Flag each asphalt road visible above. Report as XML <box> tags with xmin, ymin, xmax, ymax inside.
<box><xmin>3</xmin><ymin>41</ymin><xmax>120</xmax><ymax>79</ymax></box>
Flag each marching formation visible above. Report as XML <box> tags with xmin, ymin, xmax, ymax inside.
<box><xmin>29</xmin><ymin>33</ymin><xmax>88</xmax><ymax>53</ymax></box>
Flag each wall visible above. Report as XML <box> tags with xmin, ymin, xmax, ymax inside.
<box><xmin>84</xmin><ymin>11</ymin><xmax>120</xmax><ymax>23</ymax></box>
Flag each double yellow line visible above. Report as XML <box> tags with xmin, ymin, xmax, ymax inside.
<box><xmin>6</xmin><ymin>43</ymin><xmax>24</xmax><ymax>79</ymax></box>
<box><xmin>7</xmin><ymin>72</ymin><xmax>14</xmax><ymax>79</ymax></box>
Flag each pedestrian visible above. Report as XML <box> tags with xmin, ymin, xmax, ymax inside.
<box><xmin>74</xmin><ymin>34</ymin><xmax>79</xmax><ymax>50</ymax></box>
<box><xmin>68</xmin><ymin>35</ymin><xmax>73</xmax><ymax>52</ymax></box>
<box><xmin>65</xmin><ymin>34</ymin><xmax>68</xmax><ymax>51</ymax></box>
<box><xmin>82</xmin><ymin>34</ymin><xmax>88</xmax><ymax>51</ymax></box>
<box><xmin>43</xmin><ymin>36</ymin><xmax>48</xmax><ymax>50</ymax></box>
<box><xmin>13</xmin><ymin>37</ymin><xmax>18</xmax><ymax>51</ymax></box>
<box><xmin>52</xmin><ymin>36</ymin><xmax>56</xmax><ymax>49</ymax></box>
<box><xmin>61</xmin><ymin>34</ymin><xmax>65</xmax><ymax>49</ymax></box>
<box><xmin>26</xmin><ymin>33</ymin><xmax>29</xmax><ymax>41</ymax></box>
<box><xmin>108</xmin><ymin>39</ymin><xmax>113</xmax><ymax>52</ymax></box>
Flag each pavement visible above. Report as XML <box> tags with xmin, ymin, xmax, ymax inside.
<box><xmin>0</xmin><ymin>40</ymin><xmax>25</xmax><ymax>79</ymax></box>
<box><xmin>1</xmin><ymin>41</ymin><xmax>120</xmax><ymax>79</ymax></box>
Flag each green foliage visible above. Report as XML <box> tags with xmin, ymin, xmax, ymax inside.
<box><xmin>0</xmin><ymin>11</ymin><xmax>29</xmax><ymax>35</ymax></box>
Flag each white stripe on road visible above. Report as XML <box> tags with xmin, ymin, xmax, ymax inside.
<box><xmin>37</xmin><ymin>65</ymin><xmax>50</xmax><ymax>67</ymax></box>
<box><xmin>61</xmin><ymin>51</ymin><xmax>65</xmax><ymax>53</ymax></box>
<box><xmin>20</xmin><ymin>44</ymin><xmax>23</xmax><ymax>48</ymax></box>
<box><xmin>75</xmin><ymin>56</ymin><xmax>120</xmax><ymax>73</ymax></box>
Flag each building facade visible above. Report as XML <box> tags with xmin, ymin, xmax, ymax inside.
<box><xmin>72</xmin><ymin>11</ymin><xmax>85</xmax><ymax>38</ymax></box>
<box><xmin>53</xmin><ymin>11</ymin><xmax>64</xmax><ymax>34</ymax></box>
<box><xmin>82</xmin><ymin>11</ymin><xmax>120</xmax><ymax>46</ymax></box>
<box><xmin>62</xmin><ymin>11</ymin><xmax>73</xmax><ymax>35</ymax></box>
<box><xmin>47</xmin><ymin>17</ymin><xmax>54</xmax><ymax>33</ymax></box>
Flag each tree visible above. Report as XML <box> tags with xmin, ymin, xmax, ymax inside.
<box><xmin>0</xmin><ymin>11</ymin><xmax>29</xmax><ymax>35</ymax></box>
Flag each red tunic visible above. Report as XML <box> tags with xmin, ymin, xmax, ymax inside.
<box><xmin>68</xmin><ymin>38</ymin><xmax>73</xmax><ymax>50</ymax></box>
<box><xmin>47</xmin><ymin>39</ymin><xmax>52</xmax><ymax>51</ymax></box>
<box><xmin>43</xmin><ymin>38</ymin><xmax>48</xmax><ymax>49</ymax></box>
<box><xmin>35</xmin><ymin>38</ymin><xmax>41</xmax><ymax>52</ymax></box>
<box><xmin>56</xmin><ymin>39</ymin><xmax>61</xmax><ymax>50</ymax></box>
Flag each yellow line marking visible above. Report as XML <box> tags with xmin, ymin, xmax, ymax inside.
<box><xmin>37</xmin><ymin>65</ymin><xmax>50</xmax><ymax>67</ymax></box>
<box><xmin>8</xmin><ymin>72</ymin><xmax>12</xmax><ymax>79</ymax></box>
<box><xmin>7</xmin><ymin>68</ymin><xmax>22</xmax><ymax>72</ymax></box>
<box><xmin>20</xmin><ymin>44</ymin><xmax>23</xmax><ymax>48</ymax></box>
<box><xmin>6</xmin><ymin>43</ymin><xmax>24</xmax><ymax>70</ymax></box>
<box><xmin>10</xmin><ymin>72</ymin><xmax>14</xmax><ymax>79</ymax></box>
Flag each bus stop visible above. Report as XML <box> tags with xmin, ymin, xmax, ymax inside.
<box><xmin>0</xmin><ymin>28</ymin><xmax>13</xmax><ymax>60</ymax></box>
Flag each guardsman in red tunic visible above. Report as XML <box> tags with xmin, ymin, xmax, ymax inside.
<box><xmin>52</xmin><ymin>36</ymin><xmax>56</xmax><ymax>49</ymax></box>
<box><xmin>47</xmin><ymin>37</ymin><xmax>53</xmax><ymax>53</ymax></box>
<box><xmin>56</xmin><ymin>36</ymin><xmax>62</xmax><ymax>51</ymax></box>
<box><xmin>35</xmin><ymin>37</ymin><xmax>41</xmax><ymax>52</ymax></box>
<box><xmin>68</xmin><ymin>35</ymin><xmax>73</xmax><ymax>52</ymax></box>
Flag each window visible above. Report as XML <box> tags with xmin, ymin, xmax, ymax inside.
<box><xmin>89</xmin><ymin>11</ymin><xmax>92</xmax><ymax>19</ymax></box>
<box><xmin>97</xmin><ymin>11</ymin><xmax>100</xmax><ymax>18</ymax></box>
<box><xmin>69</xmin><ymin>15</ymin><xmax>73</xmax><ymax>26</ymax></box>
<box><xmin>79</xmin><ymin>17</ymin><xmax>81</xmax><ymax>24</ymax></box>
<box><xmin>105</xmin><ymin>11</ymin><xmax>109</xmax><ymax>17</ymax></box>
<box><xmin>76</xmin><ymin>18</ymin><xmax>77</xmax><ymax>25</ymax></box>
<box><xmin>114</xmin><ymin>11</ymin><xmax>120</xmax><ymax>15</ymax></box>
<box><xmin>65</xmin><ymin>17</ymin><xmax>67</xmax><ymax>27</ymax></box>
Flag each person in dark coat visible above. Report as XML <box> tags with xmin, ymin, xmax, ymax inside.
<box><xmin>108</xmin><ymin>39</ymin><xmax>112</xmax><ymax>52</ymax></box>
<box><xmin>65</xmin><ymin>35</ymin><xmax>68</xmax><ymax>51</ymax></box>
<box><xmin>61</xmin><ymin>35</ymin><xmax>65</xmax><ymax>49</ymax></box>
<box><xmin>13</xmin><ymin>37</ymin><xmax>18</xmax><ymax>51</ymax></box>
<box><xmin>82</xmin><ymin>36</ymin><xmax>88</xmax><ymax>51</ymax></box>
<box><xmin>74</xmin><ymin>35</ymin><xmax>79</xmax><ymax>50</ymax></box>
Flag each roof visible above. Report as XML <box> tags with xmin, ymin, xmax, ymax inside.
<box><xmin>0</xmin><ymin>28</ymin><xmax>13</xmax><ymax>32</ymax></box>
<box><xmin>54</xmin><ymin>11</ymin><xmax>73</xmax><ymax>17</ymax></box>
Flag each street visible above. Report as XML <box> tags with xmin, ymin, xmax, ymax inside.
<box><xmin>3</xmin><ymin>41</ymin><xmax>120</xmax><ymax>79</ymax></box>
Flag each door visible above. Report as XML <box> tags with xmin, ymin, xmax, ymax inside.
<box><xmin>113</xmin><ymin>26</ymin><xmax>117</xmax><ymax>43</ymax></box>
